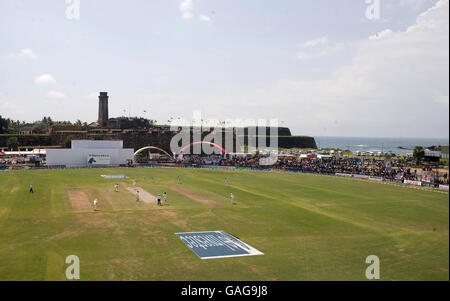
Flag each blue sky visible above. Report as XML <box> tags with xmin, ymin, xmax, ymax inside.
<box><xmin>0</xmin><ymin>0</ymin><xmax>448</xmax><ymax>138</ymax></box>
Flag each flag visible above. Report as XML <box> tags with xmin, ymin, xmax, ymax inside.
<box><xmin>422</xmin><ymin>175</ymin><xmax>432</xmax><ymax>183</ymax></box>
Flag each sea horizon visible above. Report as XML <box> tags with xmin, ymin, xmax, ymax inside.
<box><xmin>313</xmin><ymin>136</ymin><xmax>449</xmax><ymax>154</ymax></box>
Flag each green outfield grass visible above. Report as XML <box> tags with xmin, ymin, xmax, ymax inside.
<box><xmin>0</xmin><ymin>167</ymin><xmax>448</xmax><ymax>281</ymax></box>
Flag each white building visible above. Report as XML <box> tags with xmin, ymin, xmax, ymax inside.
<box><xmin>46</xmin><ymin>140</ymin><xmax>134</xmax><ymax>168</ymax></box>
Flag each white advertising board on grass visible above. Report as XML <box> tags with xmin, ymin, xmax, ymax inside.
<box><xmin>439</xmin><ymin>185</ymin><xmax>449</xmax><ymax>191</ymax></box>
<box><xmin>404</xmin><ymin>180</ymin><xmax>422</xmax><ymax>186</ymax></box>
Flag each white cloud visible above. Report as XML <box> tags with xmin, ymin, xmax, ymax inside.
<box><xmin>5</xmin><ymin>48</ymin><xmax>38</xmax><ymax>60</ymax></box>
<box><xmin>182</xmin><ymin>12</ymin><xmax>193</xmax><ymax>19</ymax></box>
<box><xmin>241</xmin><ymin>0</ymin><xmax>448</xmax><ymax>137</ymax></box>
<box><xmin>179</xmin><ymin>0</ymin><xmax>193</xmax><ymax>12</ymax></box>
<box><xmin>406</xmin><ymin>0</ymin><xmax>448</xmax><ymax>31</ymax></box>
<box><xmin>179</xmin><ymin>0</ymin><xmax>193</xmax><ymax>19</ymax></box>
<box><xmin>296</xmin><ymin>43</ymin><xmax>345</xmax><ymax>60</ymax></box>
<box><xmin>301</xmin><ymin>36</ymin><xmax>329</xmax><ymax>48</ymax></box>
<box><xmin>296</xmin><ymin>36</ymin><xmax>344</xmax><ymax>60</ymax></box>
<box><xmin>18</xmin><ymin>48</ymin><xmax>37</xmax><ymax>60</ymax></box>
<box><xmin>34</xmin><ymin>74</ymin><xmax>56</xmax><ymax>86</ymax></box>
<box><xmin>199</xmin><ymin>15</ymin><xmax>211</xmax><ymax>22</ymax></box>
<box><xmin>47</xmin><ymin>90</ymin><xmax>66</xmax><ymax>99</ymax></box>
<box><xmin>178</xmin><ymin>1</ymin><xmax>211</xmax><ymax>22</ymax></box>
<box><xmin>369</xmin><ymin>29</ymin><xmax>393</xmax><ymax>40</ymax></box>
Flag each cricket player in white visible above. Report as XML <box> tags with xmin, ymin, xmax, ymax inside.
<box><xmin>230</xmin><ymin>193</ymin><xmax>235</xmax><ymax>205</ymax></box>
<box><xmin>157</xmin><ymin>194</ymin><xmax>161</xmax><ymax>206</ymax></box>
<box><xmin>136</xmin><ymin>190</ymin><xmax>140</xmax><ymax>202</ymax></box>
<box><xmin>114</xmin><ymin>184</ymin><xmax>119</xmax><ymax>192</ymax></box>
<box><xmin>163</xmin><ymin>192</ymin><xmax>167</xmax><ymax>204</ymax></box>
<box><xmin>93</xmin><ymin>199</ymin><xmax>98</xmax><ymax>211</ymax></box>
<box><xmin>133</xmin><ymin>180</ymin><xmax>136</xmax><ymax>188</ymax></box>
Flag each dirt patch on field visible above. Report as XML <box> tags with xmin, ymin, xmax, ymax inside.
<box><xmin>67</xmin><ymin>189</ymin><xmax>92</xmax><ymax>211</ymax></box>
<box><xmin>0</xmin><ymin>208</ymin><xmax>9</xmax><ymax>224</ymax></box>
<box><xmin>171</xmin><ymin>186</ymin><xmax>223</xmax><ymax>207</ymax></box>
<box><xmin>126</xmin><ymin>187</ymin><xmax>156</xmax><ymax>204</ymax></box>
<box><xmin>191</xmin><ymin>210</ymin><xmax>216</xmax><ymax>219</ymax></box>
<box><xmin>76</xmin><ymin>211</ymin><xmax>119</xmax><ymax>228</ymax></box>
<box><xmin>160</xmin><ymin>209</ymin><xmax>189</xmax><ymax>230</ymax></box>
<box><xmin>0</xmin><ymin>208</ymin><xmax>8</xmax><ymax>218</ymax></box>
<box><xmin>136</xmin><ymin>208</ymin><xmax>190</xmax><ymax>232</ymax></box>
<box><xmin>45</xmin><ymin>229</ymin><xmax>80</xmax><ymax>242</ymax></box>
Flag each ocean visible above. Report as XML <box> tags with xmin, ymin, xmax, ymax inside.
<box><xmin>314</xmin><ymin>136</ymin><xmax>449</xmax><ymax>155</ymax></box>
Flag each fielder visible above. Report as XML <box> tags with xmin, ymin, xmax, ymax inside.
<box><xmin>177</xmin><ymin>176</ymin><xmax>181</xmax><ymax>184</ymax></box>
<box><xmin>230</xmin><ymin>193</ymin><xmax>235</xmax><ymax>205</ymax></box>
<box><xmin>29</xmin><ymin>184</ymin><xmax>34</xmax><ymax>194</ymax></box>
<box><xmin>163</xmin><ymin>192</ymin><xmax>167</xmax><ymax>204</ymax></box>
<box><xmin>133</xmin><ymin>180</ymin><xmax>137</xmax><ymax>188</ymax></box>
<box><xmin>136</xmin><ymin>190</ymin><xmax>140</xmax><ymax>202</ymax></box>
<box><xmin>93</xmin><ymin>199</ymin><xmax>98</xmax><ymax>211</ymax></box>
<box><xmin>157</xmin><ymin>194</ymin><xmax>162</xmax><ymax>206</ymax></box>
<box><xmin>114</xmin><ymin>184</ymin><xmax>119</xmax><ymax>192</ymax></box>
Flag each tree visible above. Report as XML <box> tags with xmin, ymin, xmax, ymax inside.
<box><xmin>6</xmin><ymin>119</ymin><xmax>20</xmax><ymax>134</ymax></box>
<box><xmin>7</xmin><ymin>136</ymin><xmax>19</xmax><ymax>150</ymax></box>
<box><xmin>0</xmin><ymin>116</ymin><xmax>8</xmax><ymax>134</ymax></box>
<box><xmin>413</xmin><ymin>146</ymin><xmax>425</xmax><ymax>163</ymax></box>
<box><xmin>64</xmin><ymin>135</ymin><xmax>76</xmax><ymax>148</ymax></box>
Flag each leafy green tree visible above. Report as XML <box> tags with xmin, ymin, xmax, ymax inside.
<box><xmin>7</xmin><ymin>119</ymin><xmax>20</xmax><ymax>134</ymax></box>
<box><xmin>64</xmin><ymin>135</ymin><xmax>76</xmax><ymax>148</ymax></box>
<box><xmin>0</xmin><ymin>116</ymin><xmax>8</xmax><ymax>134</ymax></box>
<box><xmin>413</xmin><ymin>146</ymin><xmax>425</xmax><ymax>163</ymax></box>
<box><xmin>7</xmin><ymin>136</ymin><xmax>19</xmax><ymax>150</ymax></box>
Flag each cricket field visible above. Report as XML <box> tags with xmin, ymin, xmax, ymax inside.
<box><xmin>0</xmin><ymin>167</ymin><xmax>448</xmax><ymax>280</ymax></box>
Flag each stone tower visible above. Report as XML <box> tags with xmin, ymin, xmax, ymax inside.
<box><xmin>98</xmin><ymin>92</ymin><xmax>109</xmax><ymax>127</ymax></box>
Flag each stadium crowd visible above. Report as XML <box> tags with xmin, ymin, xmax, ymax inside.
<box><xmin>177</xmin><ymin>155</ymin><xmax>449</xmax><ymax>185</ymax></box>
